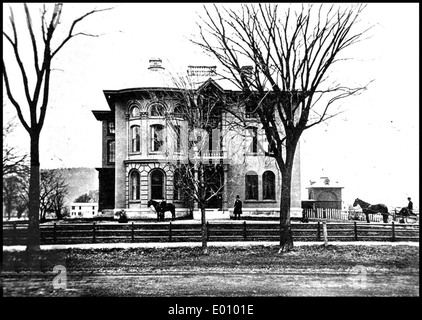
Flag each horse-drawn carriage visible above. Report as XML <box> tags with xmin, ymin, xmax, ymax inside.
<box><xmin>391</xmin><ymin>207</ymin><xmax>418</xmax><ymax>224</ymax></box>
<box><xmin>351</xmin><ymin>198</ymin><xmax>418</xmax><ymax>224</ymax></box>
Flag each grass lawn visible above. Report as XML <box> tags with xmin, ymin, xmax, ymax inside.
<box><xmin>2</xmin><ymin>244</ymin><xmax>419</xmax><ymax>297</ymax></box>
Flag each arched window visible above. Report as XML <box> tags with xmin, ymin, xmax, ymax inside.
<box><xmin>245</xmin><ymin>171</ymin><xmax>258</xmax><ymax>200</ymax></box>
<box><xmin>263</xmin><ymin>171</ymin><xmax>275</xmax><ymax>200</ymax></box>
<box><xmin>130</xmin><ymin>170</ymin><xmax>140</xmax><ymax>201</ymax></box>
<box><xmin>149</xmin><ymin>103</ymin><xmax>165</xmax><ymax>117</ymax></box>
<box><xmin>174</xmin><ymin>104</ymin><xmax>184</xmax><ymax>118</ymax></box>
<box><xmin>150</xmin><ymin>170</ymin><xmax>165</xmax><ymax>200</ymax></box>
<box><xmin>130</xmin><ymin>106</ymin><xmax>140</xmax><ymax>118</ymax></box>
<box><xmin>131</xmin><ymin>125</ymin><xmax>140</xmax><ymax>152</ymax></box>
<box><xmin>151</xmin><ymin>124</ymin><xmax>165</xmax><ymax>151</ymax></box>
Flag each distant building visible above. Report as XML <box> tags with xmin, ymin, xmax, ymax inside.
<box><xmin>92</xmin><ymin>58</ymin><xmax>302</xmax><ymax>219</ymax></box>
<box><xmin>306</xmin><ymin>177</ymin><xmax>343</xmax><ymax>210</ymax></box>
<box><xmin>69</xmin><ymin>203</ymin><xmax>99</xmax><ymax>218</ymax></box>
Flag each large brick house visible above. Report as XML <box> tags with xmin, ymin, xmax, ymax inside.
<box><xmin>92</xmin><ymin>59</ymin><xmax>302</xmax><ymax>219</ymax></box>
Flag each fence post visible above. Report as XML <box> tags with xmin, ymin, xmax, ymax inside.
<box><xmin>317</xmin><ymin>221</ymin><xmax>321</xmax><ymax>241</ymax></box>
<box><xmin>53</xmin><ymin>223</ymin><xmax>57</xmax><ymax>244</ymax></box>
<box><xmin>392</xmin><ymin>221</ymin><xmax>395</xmax><ymax>242</ymax></box>
<box><xmin>206</xmin><ymin>221</ymin><xmax>210</xmax><ymax>241</ymax></box>
<box><xmin>12</xmin><ymin>222</ymin><xmax>17</xmax><ymax>244</ymax></box>
<box><xmin>131</xmin><ymin>222</ymin><xmax>135</xmax><ymax>242</ymax></box>
<box><xmin>169</xmin><ymin>222</ymin><xmax>172</xmax><ymax>242</ymax></box>
<box><xmin>322</xmin><ymin>221</ymin><xmax>328</xmax><ymax>246</ymax></box>
<box><xmin>93</xmin><ymin>222</ymin><xmax>96</xmax><ymax>243</ymax></box>
<box><xmin>243</xmin><ymin>221</ymin><xmax>247</xmax><ymax>240</ymax></box>
<box><xmin>354</xmin><ymin>221</ymin><xmax>358</xmax><ymax>241</ymax></box>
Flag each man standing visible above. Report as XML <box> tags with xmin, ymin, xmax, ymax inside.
<box><xmin>234</xmin><ymin>195</ymin><xmax>242</xmax><ymax>220</ymax></box>
<box><xmin>407</xmin><ymin>197</ymin><xmax>413</xmax><ymax>215</ymax></box>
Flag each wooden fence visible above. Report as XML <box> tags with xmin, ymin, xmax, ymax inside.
<box><xmin>304</xmin><ymin>208</ymin><xmax>386</xmax><ymax>222</ymax></box>
<box><xmin>3</xmin><ymin>221</ymin><xmax>419</xmax><ymax>245</ymax></box>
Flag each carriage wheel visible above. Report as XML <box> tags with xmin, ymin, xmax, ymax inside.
<box><xmin>406</xmin><ymin>215</ymin><xmax>418</xmax><ymax>224</ymax></box>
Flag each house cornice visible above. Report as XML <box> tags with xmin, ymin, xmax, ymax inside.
<box><xmin>92</xmin><ymin>110</ymin><xmax>114</xmax><ymax>121</ymax></box>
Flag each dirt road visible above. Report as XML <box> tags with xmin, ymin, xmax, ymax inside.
<box><xmin>3</xmin><ymin>244</ymin><xmax>419</xmax><ymax>299</ymax></box>
<box><xmin>2</xmin><ymin>269</ymin><xmax>418</xmax><ymax>297</ymax></box>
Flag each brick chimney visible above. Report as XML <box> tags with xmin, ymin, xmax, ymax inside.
<box><xmin>148</xmin><ymin>58</ymin><xmax>164</xmax><ymax>71</ymax></box>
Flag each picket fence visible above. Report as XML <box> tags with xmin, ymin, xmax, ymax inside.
<box><xmin>303</xmin><ymin>208</ymin><xmax>385</xmax><ymax>222</ymax></box>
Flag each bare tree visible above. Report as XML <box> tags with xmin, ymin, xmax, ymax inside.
<box><xmin>166</xmin><ymin>75</ymin><xmax>245</xmax><ymax>254</ymax></box>
<box><xmin>3</xmin><ymin>116</ymin><xmax>28</xmax><ymax>177</ymax></box>
<box><xmin>19</xmin><ymin>169</ymin><xmax>68</xmax><ymax>222</ymax></box>
<box><xmin>38</xmin><ymin>170</ymin><xmax>56</xmax><ymax>222</ymax></box>
<box><xmin>2</xmin><ymin>3</ymin><xmax>112</xmax><ymax>252</ymax></box>
<box><xmin>3</xmin><ymin>174</ymin><xmax>27</xmax><ymax>219</ymax></box>
<box><xmin>44</xmin><ymin>169</ymin><xmax>68</xmax><ymax>220</ymax></box>
<box><xmin>3</xmin><ymin>117</ymin><xmax>30</xmax><ymax>219</ymax></box>
<box><xmin>195</xmin><ymin>4</ymin><xmax>372</xmax><ymax>252</ymax></box>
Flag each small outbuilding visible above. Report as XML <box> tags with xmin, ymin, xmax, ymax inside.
<box><xmin>306</xmin><ymin>177</ymin><xmax>343</xmax><ymax>210</ymax></box>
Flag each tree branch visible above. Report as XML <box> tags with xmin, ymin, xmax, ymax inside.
<box><xmin>2</xmin><ymin>60</ymin><xmax>31</xmax><ymax>133</ymax></box>
<box><xmin>24</xmin><ymin>3</ymin><xmax>41</xmax><ymax>75</ymax></box>
<box><xmin>51</xmin><ymin>7</ymin><xmax>113</xmax><ymax>58</ymax></box>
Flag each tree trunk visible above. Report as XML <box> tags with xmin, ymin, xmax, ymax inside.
<box><xmin>279</xmin><ymin>169</ymin><xmax>294</xmax><ymax>253</ymax></box>
<box><xmin>56</xmin><ymin>209</ymin><xmax>63</xmax><ymax>220</ymax></box>
<box><xmin>201</xmin><ymin>206</ymin><xmax>208</xmax><ymax>255</ymax></box>
<box><xmin>6</xmin><ymin>193</ymin><xmax>12</xmax><ymax>220</ymax></box>
<box><xmin>26</xmin><ymin>133</ymin><xmax>41</xmax><ymax>253</ymax></box>
<box><xmin>199</xmin><ymin>164</ymin><xmax>209</xmax><ymax>255</ymax></box>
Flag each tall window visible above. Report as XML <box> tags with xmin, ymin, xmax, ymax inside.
<box><xmin>131</xmin><ymin>125</ymin><xmax>140</xmax><ymax>152</ymax></box>
<box><xmin>150</xmin><ymin>103</ymin><xmax>165</xmax><ymax>117</ymax></box>
<box><xmin>151</xmin><ymin>170</ymin><xmax>164</xmax><ymax>200</ymax></box>
<box><xmin>131</xmin><ymin>106</ymin><xmax>140</xmax><ymax>118</ymax></box>
<box><xmin>245</xmin><ymin>171</ymin><xmax>258</xmax><ymax>200</ymax></box>
<box><xmin>130</xmin><ymin>170</ymin><xmax>140</xmax><ymax>201</ymax></box>
<box><xmin>263</xmin><ymin>171</ymin><xmax>276</xmax><ymax>200</ymax></box>
<box><xmin>175</xmin><ymin>125</ymin><xmax>181</xmax><ymax>153</ymax></box>
<box><xmin>245</xmin><ymin>101</ymin><xmax>258</xmax><ymax>118</ymax></box>
<box><xmin>107</xmin><ymin>140</ymin><xmax>115</xmax><ymax>164</ymax></box>
<box><xmin>246</xmin><ymin>126</ymin><xmax>258</xmax><ymax>154</ymax></box>
<box><xmin>107</xmin><ymin>121</ymin><xmax>115</xmax><ymax>135</ymax></box>
<box><xmin>173</xmin><ymin>169</ymin><xmax>181</xmax><ymax>200</ymax></box>
<box><xmin>151</xmin><ymin>124</ymin><xmax>165</xmax><ymax>152</ymax></box>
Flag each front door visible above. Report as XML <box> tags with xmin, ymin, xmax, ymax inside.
<box><xmin>204</xmin><ymin>165</ymin><xmax>224</xmax><ymax>209</ymax></box>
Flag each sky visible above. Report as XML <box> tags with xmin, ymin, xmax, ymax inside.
<box><xmin>2</xmin><ymin>3</ymin><xmax>419</xmax><ymax>210</ymax></box>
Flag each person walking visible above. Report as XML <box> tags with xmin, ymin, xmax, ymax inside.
<box><xmin>234</xmin><ymin>195</ymin><xmax>242</xmax><ymax>220</ymax></box>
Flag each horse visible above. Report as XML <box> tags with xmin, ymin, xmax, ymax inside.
<box><xmin>353</xmin><ymin>198</ymin><xmax>389</xmax><ymax>223</ymax></box>
<box><xmin>147</xmin><ymin>200</ymin><xmax>176</xmax><ymax>222</ymax></box>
